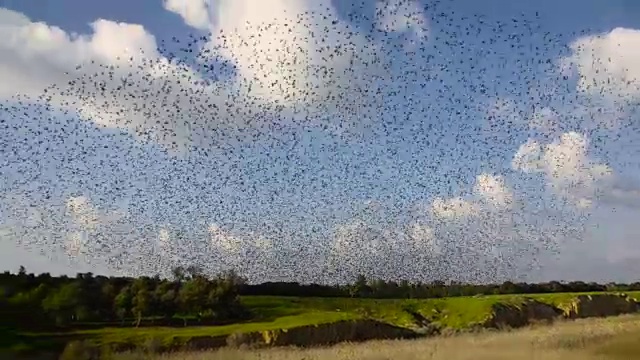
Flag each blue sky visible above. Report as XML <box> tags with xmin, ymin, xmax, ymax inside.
<box><xmin>1</xmin><ymin>0</ymin><xmax>640</xmax><ymax>283</ymax></box>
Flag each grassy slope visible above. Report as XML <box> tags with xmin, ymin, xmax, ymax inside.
<box><xmin>115</xmin><ymin>314</ymin><xmax>640</xmax><ymax>360</ymax></box>
<box><xmin>17</xmin><ymin>291</ymin><xmax>640</xmax><ymax>349</ymax></box>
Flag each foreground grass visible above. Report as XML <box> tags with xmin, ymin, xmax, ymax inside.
<box><xmin>114</xmin><ymin>314</ymin><xmax>640</xmax><ymax>360</ymax></box>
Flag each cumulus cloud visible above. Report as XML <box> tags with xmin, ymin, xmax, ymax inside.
<box><xmin>474</xmin><ymin>173</ymin><xmax>513</xmax><ymax>209</ymax></box>
<box><xmin>63</xmin><ymin>195</ymin><xmax>128</xmax><ymax>257</ymax></box>
<box><xmin>325</xmin><ymin>173</ymin><xmax>526</xmax><ymax>282</ymax></box>
<box><xmin>512</xmin><ymin>132</ymin><xmax>615</xmax><ymax>208</ymax></box>
<box><xmin>0</xmin><ymin>9</ymin><xmax>159</xmax><ymax>98</ymax></box>
<box><xmin>0</xmin><ymin>2</ymin><xmax>431</xmax><ymax>154</ymax></box>
<box><xmin>163</xmin><ymin>0</ymin><xmax>211</xmax><ymax>30</ymax></box>
<box><xmin>208</xmin><ymin>223</ymin><xmax>242</xmax><ymax>253</ymax></box>
<box><xmin>198</xmin><ymin>0</ymin><xmax>399</xmax><ymax>122</ymax></box>
<box><xmin>429</xmin><ymin>173</ymin><xmax>514</xmax><ymax>220</ymax></box>
<box><xmin>0</xmin><ymin>7</ymin><xmax>265</xmax><ymax>154</ymax></box>
<box><xmin>563</xmin><ymin>27</ymin><xmax>640</xmax><ymax>100</ymax></box>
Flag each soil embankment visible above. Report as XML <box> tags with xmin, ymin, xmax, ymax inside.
<box><xmin>484</xmin><ymin>294</ymin><xmax>640</xmax><ymax>329</ymax></box>
<box><xmin>484</xmin><ymin>299</ymin><xmax>562</xmax><ymax>329</ymax></box>
<box><xmin>228</xmin><ymin>320</ymin><xmax>418</xmax><ymax>348</ymax></box>
<box><xmin>560</xmin><ymin>294</ymin><xmax>638</xmax><ymax>319</ymax></box>
<box><xmin>53</xmin><ymin>293</ymin><xmax>640</xmax><ymax>358</ymax></box>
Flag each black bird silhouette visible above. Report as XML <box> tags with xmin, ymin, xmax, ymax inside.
<box><xmin>1</xmin><ymin>0</ymin><xmax>639</xmax><ymax>284</ymax></box>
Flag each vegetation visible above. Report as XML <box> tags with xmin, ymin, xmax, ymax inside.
<box><xmin>2</xmin><ymin>266</ymin><xmax>640</xmax><ymax>358</ymax></box>
<box><xmin>111</xmin><ymin>314</ymin><xmax>640</xmax><ymax>360</ymax></box>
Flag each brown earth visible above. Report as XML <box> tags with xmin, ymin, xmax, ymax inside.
<box><xmin>484</xmin><ymin>299</ymin><xmax>562</xmax><ymax>329</ymax></box>
<box><xmin>561</xmin><ymin>294</ymin><xmax>639</xmax><ymax>319</ymax></box>
<box><xmin>227</xmin><ymin>320</ymin><xmax>419</xmax><ymax>348</ymax></box>
<box><xmin>56</xmin><ymin>294</ymin><xmax>640</xmax><ymax>356</ymax></box>
<box><xmin>183</xmin><ymin>335</ymin><xmax>228</xmax><ymax>350</ymax></box>
<box><xmin>484</xmin><ymin>294</ymin><xmax>640</xmax><ymax>329</ymax></box>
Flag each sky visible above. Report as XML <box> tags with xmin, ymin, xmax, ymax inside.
<box><xmin>1</xmin><ymin>0</ymin><xmax>640</xmax><ymax>284</ymax></box>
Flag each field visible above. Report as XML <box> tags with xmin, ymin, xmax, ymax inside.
<box><xmin>113</xmin><ymin>314</ymin><xmax>640</xmax><ymax>360</ymax></box>
<box><xmin>7</xmin><ymin>291</ymin><xmax>640</xmax><ymax>357</ymax></box>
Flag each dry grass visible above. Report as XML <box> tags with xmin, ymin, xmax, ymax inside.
<box><xmin>114</xmin><ymin>314</ymin><xmax>640</xmax><ymax>360</ymax></box>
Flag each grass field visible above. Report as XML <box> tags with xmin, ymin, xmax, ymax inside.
<box><xmin>10</xmin><ymin>291</ymin><xmax>640</xmax><ymax>354</ymax></box>
<box><xmin>112</xmin><ymin>314</ymin><xmax>640</xmax><ymax>360</ymax></box>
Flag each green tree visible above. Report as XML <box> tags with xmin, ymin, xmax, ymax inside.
<box><xmin>114</xmin><ymin>286</ymin><xmax>132</xmax><ymax>325</ymax></box>
<box><xmin>154</xmin><ymin>281</ymin><xmax>177</xmax><ymax>322</ymax></box>
<box><xmin>350</xmin><ymin>274</ymin><xmax>371</xmax><ymax>298</ymax></box>
<box><xmin>131</xmin><ymin>286</ymin><xmax>150</xmax><ymax>327</ymax></box>
<box><xmin>42</xmin><ymin>282</ymin><xmax>82</xmax><ymax>326</ymax></box>
<box><xmin>179</xmin><ymin>275</ymin><xmax>210</xmax><ymax>325</ymax></box>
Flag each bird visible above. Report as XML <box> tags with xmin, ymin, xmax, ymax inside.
<box><xmin>1</xmin><ymin>0</ymin><xmax>638</xmax><ymax>285</ymax></box>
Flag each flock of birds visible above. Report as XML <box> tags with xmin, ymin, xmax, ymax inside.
<box><xmin>1</xmin><ymin>0</ymin><xmax>639</xmax><ymax>283</ymax></box>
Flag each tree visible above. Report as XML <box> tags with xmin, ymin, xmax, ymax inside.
<box><xmin>172</xmin><ymin>266</ymin><xmax>186</xmax><ymax>282</ymax></box>
<box><xmin>350</xmin><ymin>274</ymin><xmax>371</xmax><ymax>298</ymax></box>
<box><xmin>100</xmin><ymin>281</ymin><xmax>117</xmax><ymax>320</ymax></box>
<box><xmin>42</xmin><ymin>282</ymin><xmax>82</xmax><ymax>326</ymax></box>
<box><xmin>114</xmin><ymin>286</ymin><xmax>132</xmax><ymax>325</ymax></box>
<box><xmin>154</xmin><ymin>281</ymin><xmax>177</xmax><ymax>322</ymax></box>
<box><xmin>131</xmin><ymin>288</ymin><xmax>150</xmax><ymax>327</ymax></box>
<box><xmin>178</xmin><ymin>275</ymin><xmax>210</xmax><ymax>325</ymax></box>
<box><xmin>185</xmin><ymin>265</ymin><xmax>203</xmax><ymax>280</ymax></box>
<box><xmin>131</xmin><ymin>278</ymin><xmax>151</xmax><ymax>327</ymax></box>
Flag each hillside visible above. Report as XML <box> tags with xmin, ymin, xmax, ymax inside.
<box><xmin>10</xmin><ymin>291</ymin><xmax>640</xmax><ymax>357</ymax></box>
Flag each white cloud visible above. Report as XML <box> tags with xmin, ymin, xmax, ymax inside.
<box><xmin>66</xmin><ymin>196</ymin><xmax>100</xmax><ymax>230</ymax></box>
<box><xmin>512</xmin><ymin>132</ymin><xmax>617</xmax><ymax>208</ymax></box>
<box><xmin>429</xmin><ymin>173</ymin><xmax>513</xmax><ymax>219</ymax></box>
<box><xmin>208</xmin><ymin>223</ymin><xmax>270</xmax><ymax>252</ymax></box>
<box><xmin>208</xmin><ymin>223</ymin><xmax>242</xmax><ymax>253</ymax></box>
<box><xmin>562</xmin><ymin>27</ymin><xmax>640</xmax><ymax>100</ymax></box>
<box><xmin>0</xmin><ymin>9</ymin><xmax>159</xmax><ymax>98</ymax></box>
<box><xmin>331</xmin><ymin>220</ymin><xmax>378</xmax><ymax>258</ymax></box>
<box><xmin>0</xmin><ymin>8</ymin><xmax>249</xmax><ymax>153</ymax></box>
<box><xmin>66</xmin><ymin>195</ymin><xmax>125</xmax><ymax>230</ymax></box>
<box><xmin>63</xmin><ymin>195</ymin><xmax>128</xmax><ymax>258</ymax></box>
<box><xmin>512</xmin><ymin>139</ymin><xmax>545</xmax><ymax>173</ymax></box>
<box><xmin>163</xmin><ymin>0</ymin><xmax>211</xmax><ymax>30</ymax></box>
<box><xmin>0</xmin><ymin>3</ymin><xmax>401</xmax><ymax>154</ymax></box>
<box><xmin>65</xmin><ymin>231</ymin><xmax>88</xmax><ymax>257</ymax></box>
<box><xmin>474</xmin><ymin>173</ymin><xmax>513</xmax><ymax>209</ymax></box>
<box><xmin>195</xmin><ymin>0</ymin><xmax>402</xmax><ymax>136</ymax></box>
<box><xmin>157</xmin><ymin>227</ymin><xmax>171</xmax><ymax>252</ymax></box>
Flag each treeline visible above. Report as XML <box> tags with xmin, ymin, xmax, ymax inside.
<box><xmin>2</xmin><ymin>266</ymin><xmax>640</xmax><ymax>331</ymax></box>
<box><xmin>0</xmin><ymin>266</ymin><xmax>248</xmax><ymax>331</ymax></box>
<box><xmin>239</xmin><ymin>275</ymin><xmax>640</xmax><ymax>299</ymax></box>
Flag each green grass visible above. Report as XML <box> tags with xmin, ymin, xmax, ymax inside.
<box><xmin>114</xmin><ymin>314</ymin><xmax>640</xmax><ymax>360</ymax></box>
<box><xmin>74</xmin><ymin>311</ymin><xmax>359</xmax><ymax>344</ymax></box>
<box><xmin>239</xmin><ymin>294</ymin><xmax>514</xmax><ymax>329</ymax></box>
<box><xmin>238</xmin><ymin>291</ymin><xmax>640</xmax><ymax>330</ymax></box>
<box><xmin>12</xmin><ymin>291</ymin><xmax>640</xmax><ymax>352</ymax></box>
